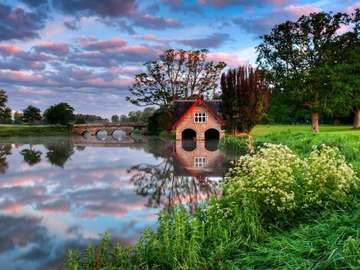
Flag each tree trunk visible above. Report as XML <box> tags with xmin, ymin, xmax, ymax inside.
<box><xmin>311</xmin><ymin>112</ymin><xmax>320</xmax><ymax>133</ymax></box>
<box><xmin>353</xmin><ymin>108</ymin><xmax>360</xmax><ymax>129</ymax></box>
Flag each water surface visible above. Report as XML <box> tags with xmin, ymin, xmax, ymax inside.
<box><xmin>0</xmin><ymin>136</ymin><xmax>225</xmax><ymax>270</ymax></box>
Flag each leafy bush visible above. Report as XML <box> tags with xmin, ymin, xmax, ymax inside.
<box><xmin>302</xmin><ymin>145</ymin><xmax>357</xmax><ymax>208</ymax></box>
<box><xmin>225</xmin><ymin>144</ymin><xmax>358</xmax><ymax>223</ymax></box>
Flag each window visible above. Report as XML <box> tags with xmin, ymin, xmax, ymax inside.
<box><xmin>194</xmin><ymin>157</ymin><xmax>207</xmax><ymax>167</ymax></box>
<box><xmin>194</xmin><ymin>112</ymin><xmax>207</xmax><ymax>123</ymax></box>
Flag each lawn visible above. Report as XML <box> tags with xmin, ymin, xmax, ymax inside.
<box><xmin>251</xmin><ymin>124</ymin><xmax>359</xmax><ymax>137</ymax></box>
<box><xmin>0</xmin><ymin>124</ymin><xmax>70</xmax><ymax>137</ymax></box>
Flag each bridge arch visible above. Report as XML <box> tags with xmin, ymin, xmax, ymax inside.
<box><xmin>82</xmin><ymin>130</ymin><xmax>91</xmax><ymax>138</ymax></box>
<box><xmin>112</xmin><ymin>129</ymin><xmax>127</xmax><ymax>140</ymax></box>
<box><xmin>96</xmin><ymin>129</ymin><xmax>108</xmax><ymax>140</ymax></box>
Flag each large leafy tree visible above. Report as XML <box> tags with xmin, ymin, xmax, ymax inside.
<box><xmin>221</xmin><ymin>65</ymin><xmax>271</xmax><ymax>135</ymax></box>
<box><xmin>127</xmin><ymin>49</ymin><xmax>226</xmax><ymax>107</ymax></box>
<box><xmin>0</xmin><ymin>90</ymin><xmax>12</xmax><ymax>124</ymax></box>
<box><xmin>327</xmin><ymin>9</ymin><xmax>360</xmax><ymax>128</ymax></box>
<box><xmin>44</xmin><ymin>103</ymin><xmax>75</xmax><ymax>125</ymax></box>
<box><xmin>257</xmin><ymin>12</ymin><xmax>348</xmax><ymax>132</ymax></box>
<box><xmin>23</xmin><ymin>105</ymin><xmax>42</xmax><ymax>124</ymax></box>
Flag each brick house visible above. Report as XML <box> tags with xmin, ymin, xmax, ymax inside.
<box><xmin>172</xmin><ymin>96</ymin><xmax>225</xmax><ymax>141</ymax></box>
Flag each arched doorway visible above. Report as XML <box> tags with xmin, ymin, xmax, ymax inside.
<box><xmin>181</xmin><ymin>129</ymin><xmax>197</xmax><ymax>151</ymax></box>
<box><xmin>205</xmin><ymin>128</ymin><xmax>220</xmax><ymax>151</ymax></box>
<box><xmin>182</xmin><ymin>129</ymin><xmax>197</xmax><ymax>140</ymax></box>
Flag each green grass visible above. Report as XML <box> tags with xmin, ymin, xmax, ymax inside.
<box><xmin>0</xmin><ymin>124</ymin><xmax>70</xmax><ymax>137</ymax></box>
<box><xmin>235</xmin><ymin>205</ymin><xmax>360</xmax><ymax>269</ymax></box>
<box><xmin>251</xmin><ymin>124</ymin><xmax>358</xmax><ymax>137</ymax></box>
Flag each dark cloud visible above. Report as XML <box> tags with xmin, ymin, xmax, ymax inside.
<box><xmin>177</xmin><ymin>33</ymin><xmax>230</xmax><ymax>48</ymax></box>
<box><xmin>0</xmin><ymin>45</ymin><xmax>51</xmax><ymax>71</ymax></box>
<box><xmin>64</xmin><ymin>19</ymin><xmax>80</xmax><ymax>30</ymax></box>
<box><xmin>34</xmin><ymin>42</ymin><xmax>70</xmax><ymax>56</ymax></box>
<box><xmin>233</xmin><ymin>17</ymin><xmax>274</xmax><ymax>36</ymax></box>
<box><xmin>53</xmin><ymin>0</ymin><xmax>138</xmax><ymax>17</ymax></box>
<box><xmin>0</xmin><ymin>3</ymin><xmax>47</xmax><ymax>41</ymax></box>
<box><xmin>0</xmin><ymin>215</ymin><xmax>50</xmax><ymax>253</ymax></box>
<box><xmin>20</xmin><ymin>0</ymin><xmax>48</xmax><ymax>7</ymax></box>
<box><xmin>199</xmin><ymin>0</ymin><xmax>288</xmax><ymax>8</ymax></box>
<box><xmin>133</xmin><ymin>14</ymin><xmax>181</xmax><ymax>29</ymax></box>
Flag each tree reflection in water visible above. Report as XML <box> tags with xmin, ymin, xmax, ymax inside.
<box><xmin>20</xmin><ymin>145</ymin><xmax>42</xmax><ymax>166</ymax></box>
<box><xmin>45</xmin><ymin>139</ymin><xmax>75</xmax><ymax>167</ymax></box>
<box><xmin>0</xmin><ymin>144</ymin><xmax>11</xmax><ymax>174</ymax></box>
<box><xmin>128</xmin><ymin>139</ymin><xmax>224</xmax><ymax>212</ymax></box>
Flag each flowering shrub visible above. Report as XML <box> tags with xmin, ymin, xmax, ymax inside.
<box><xmin>225</xmin><ymin>144</ymin><xmax>303</xmax><ymax>213</ymax></box>
<box><xmin>225</xmin><ymin>144</ymin><xmax>358</xmax><ymax>216</ymax></box>
<box><xmin>302</xmin><ymin>145</ymin><xmax>358</xmax><ymax>208</ymax></box>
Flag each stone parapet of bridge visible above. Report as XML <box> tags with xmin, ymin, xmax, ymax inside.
<box><xmin>72</xmin><ymin>123</ymin><xmax>146</xmax><ymax>136</ymax></box>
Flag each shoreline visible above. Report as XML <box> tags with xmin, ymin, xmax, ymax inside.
<box><xmin>0</xmin><ymin>124</ymin><xmax>71</xmax><ymax>138</ymax></box>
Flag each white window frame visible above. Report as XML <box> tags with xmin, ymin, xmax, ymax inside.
<box><xmin>194</xmin><ymin>112</ymin><xmax>207</xmax><ymax>123</ymax></box>
<box><xmin>194</xmin><ymin>157</ymin><xmax>207</xmax><ymax>167</ymax></box>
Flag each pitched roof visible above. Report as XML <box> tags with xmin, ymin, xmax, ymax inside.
<box><xmin>172</xmin><ymin>98</ymin><xmax>223</xmax><ymax>129</ymax></box>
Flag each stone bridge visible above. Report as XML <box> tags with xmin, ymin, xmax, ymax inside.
<box><xmin>72</xmin><ymin>122</ymin><xmax>147</xmax><ymax>136</ymax></box>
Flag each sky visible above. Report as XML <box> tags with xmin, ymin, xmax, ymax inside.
<box><xmin>0</xmin><ymin>0</ymin><xmax>359</xmax><ymax>118</ymax></box>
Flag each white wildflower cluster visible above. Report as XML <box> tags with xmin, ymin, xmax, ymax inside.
<box><xmin>302</xmin><ymin>145</ymin><xmax>358</xmax><ymax>207</ymax></box>
<box><xmin>225</xmin><ymin>144</ymin><xmax>358</xmax><ymax>213</ymax></box>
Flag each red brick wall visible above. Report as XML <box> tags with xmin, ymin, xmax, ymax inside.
<box><xmin>175</xmin><ymin>104</ymin><xmax>224</xmax><ymax>140</ymax></box>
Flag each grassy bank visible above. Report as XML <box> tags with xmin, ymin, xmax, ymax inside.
<box><xmin>0</xmin><ymin>124</ymin><xmax>70</xmax><ymax>137</ymax></box>
<box><xmin>66</xmin><ymin>125</ymin><xmax>360</xmax><ymax>270</ymax></box>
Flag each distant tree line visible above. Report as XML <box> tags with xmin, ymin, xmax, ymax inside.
<box><xmin>74</xmin><ymin>114</ymin><xmax>108</xmax><ymax>124</ymax></box>
<box><xmin>111</xmin><ymin>107</ymin><xmax>156</xmax><ymax>124</ymax></box>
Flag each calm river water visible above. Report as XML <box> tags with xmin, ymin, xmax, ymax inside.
<box><xmin>0</xmin><ymin>136</ymin><xmax>227</xmax><ymax>270</ymax></box>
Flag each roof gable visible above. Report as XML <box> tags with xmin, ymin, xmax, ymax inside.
<box><xmin>172</xmin><ymin>98</ymin><xmax>223</xmax><ymax>129</ymax></box>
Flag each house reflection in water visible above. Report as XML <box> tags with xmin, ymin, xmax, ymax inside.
<box><xmin>174</xmin><ymin>140</ymin><xmax>224</xmax><ymax>180</ymax></box>
<box><xmin>169</xmin><ymin>139</ymin><xmax>225</xmax><ymax>212</ymax></box>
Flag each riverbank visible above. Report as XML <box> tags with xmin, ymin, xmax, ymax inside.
<box><xmin>0</xmin><ymin>124</ymin><xmax>70</xmax><ymax>137</ymax></box>
<box><xmin>65</xmin><ymin>127</ymin><xmax>360</xmax><ymax>269</ymax></box>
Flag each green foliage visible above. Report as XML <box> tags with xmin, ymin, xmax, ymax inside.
<box><xmin>43</xmin><ymin>102</ymin><xmax>75</xmax><ymax>125</ymax></box>
<box><xmin>74</xmin><ymin>114</ymin><xmax>108</xmax><ymax>124</ymax></box>
<box><xmin>147</xmin><ymin>107</ymin><xmax>173</xmax><ymax>135</ymax></box>
<box><xmin>111</xmin><ymin>114</ymin><xmax>119</xmax><ymax>122</ymax></box>
<box><xmin>0</xmin><ymin>90</ymin><xmax>12</xmax><ymax>124</ymax></box>
<box><xmin>115</xmin><ymin>107</ymin><xmax>156</xmax><ymax>124</ymax></box>
<box><xmin>257</xmin><ymin>12</ymin><xmax>349</xmax><ymax>129</ymax></box>
<box><xmin>0</xmin><ymin>125</ymin><xmax>70</xmax><ymax>137</ymax></box>
<box><xmin>14</xmin><ymin>111</ymin><xmax>24</xmax><ymax>124</ymax></box>
<box><xmin>219</xmin><ymin>135</ymin><xmax>250</xmax><ymax>156</ymax></box>
<box><xmin>20</xmin><ymin>146</ymin><xmax>42</xmax><ymax>166</ymax></box>
<box><xmin>226</xmin><ymin>144</ymin><xmax>358</xmax><ymax>226</ymax></box>
<box><xmin>127</xmin><ymin>49</ymin><xmax>226</xmax><ymax>107</ymax></box>
<box><xmin>221</xmin><ymin>66</ymin><xmax>271</xmax><ymax>133</ymax></box>
<box><xmin>23</xmin><ymin>105</ymin><xmax>42</xmax><ymax>124</ymax></box>
<box><xmin>235</xmin><ymin>206</ymin><xmax>360</xmax><ymax>269</ymax></box>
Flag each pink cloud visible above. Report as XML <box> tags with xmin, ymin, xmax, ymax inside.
<box><xmin>0</xmin><ymin>70</ymin><xmax>44</xmax><ymax>83</ymax></box>
<box><xmin>207</xmin><ymin>52</ymin><xmax>247</xmax><ymax>67</ymax></box>
<box><xmin>0</xmin><ymin>44</ymin><xmax>21</xmax><ymax>55</ymax></box>
<box><xmin>34</xmin><ymin>41</ymin><xmax>70</xmax><ymax>55</ymax></box>
<box><xmin>82</xmin><ymin>38</ymin><xmax>128</xmax><ymax>51</ymax></box>
<box><xmin>283</xmin><ymin>4</ymin><xmax>320</xmax><ymax>16</ymax></box>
